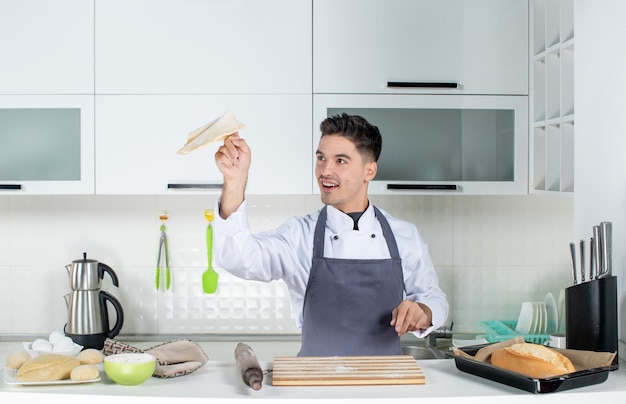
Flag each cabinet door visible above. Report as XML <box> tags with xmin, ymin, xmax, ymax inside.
<box><xmin>95</xmin><ymin>0</ymin><xmax>312</xmax><ymax>94</ymax></box>
<box><xmin>0</xmin><ymin>95</ymin><xmax>95</xmax><ymax>194</ymax></box>
<box><xmin>313</xmin><ymin>0</ymin><xmax>528</xmax><ymax>95</ymax></box>
<box><xmin>0</xmin><ymin>0</ymin><xmax>94</xmax><ymax>94</ymax></box>
<box><xmin>95</xmin><ymin>95</ymin><xmax>312</xmax><ymax>195</ymax></box>
<box><xmin>314</xmin><ymin>94</ymin><xmax>528</xmax><ymax>195</ymax></box>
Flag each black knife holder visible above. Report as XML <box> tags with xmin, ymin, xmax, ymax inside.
<box><xmin>565</xmin><ymin>275</ymin><xmax>618</xmax><ymax>369</ymax></box>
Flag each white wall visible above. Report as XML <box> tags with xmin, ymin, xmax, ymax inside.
<box><xmin>0</xmin><ymin>194</ymin><xmax>572</xmax><ymax>337</ymax></box>
<box><xmin>574</xmin><ymin>0</ymin><xmax>626</xmax><ymax>356</ymax></box>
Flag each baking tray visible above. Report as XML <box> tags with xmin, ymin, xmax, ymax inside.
<box><xmin>446</xmin><ymin>343</ymin><xmax>611</xmax><ymax>394</ymax></box>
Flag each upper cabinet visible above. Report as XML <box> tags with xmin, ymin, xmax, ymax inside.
<box><xmin>313</xmin><ymin>0</ymin><xmax>529</xmax><ymax>95</ymax></box>
<box><xmin>95</xmin><ymin>94</ymin><xmax>312</xmax><ymax>195</ymax></box>
<box><xmin>0</xmin><ymin>0</ymin><xmax>94</xmax><ymax>94</ymax></box>
<box><xmin>95</xmin><ymin>0</ymin><xmax>312</xmax><ymax>95</ymax></box>
<box><xmin>530</xmin><ymin>0</ymin><xmax>574</xmax><ymax>194</ymax></box>
<box><xmin>0</xmin><ymin>95</ymin><xmax>95</xmax><ymax>194</ymax></box>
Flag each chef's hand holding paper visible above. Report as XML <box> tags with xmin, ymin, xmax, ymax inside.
<box><xmin>215</xmin><ymin>133</ymin><xmax>251</xmax><ymax>219</ymax></box>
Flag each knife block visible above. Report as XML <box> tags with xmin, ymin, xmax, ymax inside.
<box><xmin>565</xmin><ymin>276</ymin><xmax>618</xmax><ymax>369</ymax></box>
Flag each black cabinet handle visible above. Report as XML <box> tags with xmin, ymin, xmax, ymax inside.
<box><xmin>387</xmin><ymin>81</ymin><xmax>458</xmax><ymax>89</ymax></box>
<box><xmin>167</xmin><ymin>183</ymin><xmax>223</xmax><ymax>190</ymax></box>
<box><xmin>387</xmin><ymin>184</ymin><xmax>458</xmax><ymax>191</ymax></box>
<box><xmin>0</xmin><ymin>184</ymin><xmax>22</xmax><ymax>190</ymax></box>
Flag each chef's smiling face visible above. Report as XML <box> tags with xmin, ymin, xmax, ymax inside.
<box><xmin>315</xmin><ymin>134</ymin><xmax>377</xmax><ymax>213</ymax></box>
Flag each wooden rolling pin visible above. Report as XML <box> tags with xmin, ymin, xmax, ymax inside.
<box><xmin>234</xmin><ymin>343</ymin><xmax>263</xmax><ymax>390</ymax></box>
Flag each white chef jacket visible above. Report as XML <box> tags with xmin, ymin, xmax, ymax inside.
<box><xmin>213</xmin><ymin>200</ymin><xmax>449</xmax><ymax>337</ymax></box>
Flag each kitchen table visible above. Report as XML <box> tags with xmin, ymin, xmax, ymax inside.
<box><xmin>1</xmin><ymin>339</ymin><xmax>626</xmax><ymax>403</ymax></box>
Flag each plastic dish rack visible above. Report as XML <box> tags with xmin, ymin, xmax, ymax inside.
<box><xmin>480</xmin><ymin>320</ymin><xmax>550</xmax><ymax>345</ymax></box>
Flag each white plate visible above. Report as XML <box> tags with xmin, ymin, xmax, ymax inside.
<box><xmin>557</xmin><ymin>289</ymin><xmax>566</xmax><ymax>334</ymax></box>
<box><xmin>545</xmin><ymin>292</ymin><xmax>558</xmax><ymax>334</ymax></box>
<box><xmin>536</xmin><ymin>302</ymin><xmax>548</xmax><ymax>334</ymax></box>
<box><xmin>515</xmin><ymin>302</ymin><xmax>534</xmax><ymax>334</ymax></box>
<box><xmin>4</xmin><ymin>367</ymin><xmax>100</xmax><ymax>386</ymax></box>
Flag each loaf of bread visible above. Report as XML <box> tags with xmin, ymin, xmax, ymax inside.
<box><xmin>16</xmin><ymin>353</ymin><xmax>81</xmax><ymax>381</ymax></box>
<box><xmin>5</xmin><ymin>350</ymin><xmax>32</xmax><ymax>370</ymax></box>
<box><xmin>70</xmin><ymin>364</ymin><xmax>100</xmax><ymax>381</ymax></box>
<box><xmin>491</xmin><ymin>342</ymin><xmax>576</xmax><ymax>378</ymax></box>
<box><xmin>77</xmin><ymin>348</ymin><xmax>104</xmax><ymax>365</ymax></box>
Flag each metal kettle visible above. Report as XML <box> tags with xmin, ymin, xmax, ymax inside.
<box><xmin>66</xmin><ymin>252</ymin><xmax>119</xmax><ymax>290</ymax></box>
<box><xmin>63</xmin><ymin>253</ymin><xmax>124</xmax><ymax>350</ymax></box>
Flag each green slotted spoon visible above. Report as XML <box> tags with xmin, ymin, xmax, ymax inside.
<box><xmin>202</xmin><ymin>209</ymin><xmax>218</xmax><ymax>293</ymax></box>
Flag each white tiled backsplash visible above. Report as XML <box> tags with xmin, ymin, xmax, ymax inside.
<box><xmin>0</xmin><ymin>194</ymin><xmax>573</xmax><ymax>336</ymax></box>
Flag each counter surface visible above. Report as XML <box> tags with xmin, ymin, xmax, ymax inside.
<box><xmin>1</xmin><ymin>339</ymin><xmax>626</xmax><ymax>403</ymax></box>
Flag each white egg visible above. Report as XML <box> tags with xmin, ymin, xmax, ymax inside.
<box><xmin>48</xmin><ymin>330</ymin><xmax>65</xmax><ymax>345</ymax></box>
<box><xmin>32</xmin><ymin>338</ymin><xmax>53</xmax><ymax>352</ymax></box>
<box><xmin>52</xmin><ymin>336</ymin><xmax>75</xmax><ymax>352</ymax></box>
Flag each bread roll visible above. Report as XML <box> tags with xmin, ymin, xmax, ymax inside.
<box><xmin>17</xmin><ymin>353</ymin><xmax>80</xmax><ymax>381</ymax></box>
<box><xmin>491</xmin><ymin>342</ymin><xmax>576</xmax><ymax>378</ymax></box>
<box><xmin>77</xmin><ymin>348</ymin><xmax>104</xmax><ymax>365</ymax></box>
<box><xmin>70</xmin><ymin>364</ymin><xmax>100</xmax><ymax>381</ymax></box>
<box><xmin>5</xmin><ymin>350</ymin><xmax>32</xmax><ymax>370</ymax></box>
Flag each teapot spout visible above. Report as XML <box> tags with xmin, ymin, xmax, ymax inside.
<box><xmin>65</xmin><ymin>264</ymin><xmax>72</xmax><ymax>276</ymax></box>
<box><xmin>63</xmin><ymin>293</ymin><xmax>71</xmax><ymax>308</ymax></box>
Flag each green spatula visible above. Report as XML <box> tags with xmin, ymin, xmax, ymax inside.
<box><xmin>202</xmin><ymin>209</ymin><xmax>218</xmax><ymax>293</ymax></box>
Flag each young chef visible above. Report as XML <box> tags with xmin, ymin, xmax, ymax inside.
<box><xmin>213</xmin><ymin>113</ymin><xmax>448</xmax><ymax>356</ymax></box>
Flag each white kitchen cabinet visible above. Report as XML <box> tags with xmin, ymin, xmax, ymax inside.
<box><xmin>313</xmin><ymin>0</ymin><xmax>528</xmax><ymax>95</ymax></box>
<box><xmin>0</xmin><ymin>0</ymin><xmax>94</xmax><ymax>94</ymax></box>
<box><xmin>95</xmin><ymin>95</ymin><xmax>312</xmax><ymax>195</ymax></box>
<box><xmin>95</xmin><ymin>0</ymin><xmax>311</xmax><ymax>95</ymax></box>
<box><xmin>314</xmin><ymin>94</ymin><xmax>528</xmax><ymax>195</ymax></box>
<box><xmin>0</xmin><ymin>95</ymin><xmax>95</xmax><ymax>194</ymax></box>
<box><xmin>530</xmin><ymin>0</ymin><xmax>574</xmax><ymax>194</ymax></box>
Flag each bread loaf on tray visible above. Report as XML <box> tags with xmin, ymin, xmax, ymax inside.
<box><xmin>491</xmin><ymin>342</ymin><xmax>576</xmax><ymax>378</ymax></box>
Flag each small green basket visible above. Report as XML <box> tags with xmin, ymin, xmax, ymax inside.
<box><xmin>479</xmin><ymin>320</ymin><xmax>550</xmax><ymax>345</ymax></box>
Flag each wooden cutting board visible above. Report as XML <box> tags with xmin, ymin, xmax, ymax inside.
<box><xmin>272</xmin><ymin>355</ymin><xmax>425</xmax><ymax>386</ymax></box>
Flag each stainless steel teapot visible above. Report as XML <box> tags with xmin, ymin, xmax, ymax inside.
<box><xmin>64</xmin><ymin>253</ymin><xmax>124</xmax><ymax>349</ymax></box>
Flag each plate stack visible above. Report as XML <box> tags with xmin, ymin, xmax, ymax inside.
<box><xmin>514</xmin><ymin>293</ymin><xmax>559</xmax><ymax>335</ymax></box>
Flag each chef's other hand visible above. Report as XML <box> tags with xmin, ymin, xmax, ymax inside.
<box><xmin>390</xmin><ymin>300</ymin><xmax>432</xmax><ymax>337</ymax></box>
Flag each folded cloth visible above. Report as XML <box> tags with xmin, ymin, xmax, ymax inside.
<box><xmin>103</xmin><ymin>338</ymin><xmax>209</xmax><ymax>378</ymax></box>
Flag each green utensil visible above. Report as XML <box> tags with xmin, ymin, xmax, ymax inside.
<box><xmin>202</xmin><ymin>209</ymin><xmax>218</xmax><ymax>293</ymax></box>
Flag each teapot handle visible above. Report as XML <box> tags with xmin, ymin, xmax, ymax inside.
<box><xmin>98</xmin><ymin>263</ymin><xmax>120</xmax><ymax>287</ymax></box>
<box><xmin>100</xmin><ymin>290</ymin><xmax>124</xmax><ymax>339</ymax></box>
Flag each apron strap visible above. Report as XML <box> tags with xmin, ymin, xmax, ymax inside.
<box><xmin>312</xmin><ymin>206</ymin><xmax>327</xmax><ymax>259</ymax></box>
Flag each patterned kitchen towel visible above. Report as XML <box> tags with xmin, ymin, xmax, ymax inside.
<box><xmin>103</xmin><ymin>338</ymin><xmax>209</xmax><ymax>378</ymax></box>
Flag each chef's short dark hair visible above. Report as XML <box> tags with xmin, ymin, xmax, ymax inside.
<box><xmin>319</xmin><ymin>113</ymin><xmax>382</xmax><ymax>162</ymax></box>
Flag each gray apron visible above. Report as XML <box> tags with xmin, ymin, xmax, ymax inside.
<box><xmin>298</xmin><ymin>205</ymin><xmax>404</xmax><ymax>356</ymax></box>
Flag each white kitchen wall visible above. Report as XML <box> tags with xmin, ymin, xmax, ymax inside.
<box><xmin>574</xmin><ymin>0</ymin><xmax>626</xmax><ymax>359</ymax></box>
<box><xmin>0</xmin><ymin>194</ymin><xmax>572</xmax><ymax>337</ymax></box>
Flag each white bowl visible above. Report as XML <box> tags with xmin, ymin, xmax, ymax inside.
<box><xmin>22</xmin><ymin>341</ymin><xmax>83</xmax><ymax>357</ymax></box>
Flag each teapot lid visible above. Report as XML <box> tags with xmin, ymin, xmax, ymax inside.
<box><xmin>73</xmin><ymin>252</ymin><xmax>97</xmax><ymax>263</ymax></box>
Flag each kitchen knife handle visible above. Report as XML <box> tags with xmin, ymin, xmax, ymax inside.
<box><xmin>387</xmin><ymin>184</ymin><xmax>458</xmax><ymax>190</ymax></box>
<box><xmin>599</xmin><ymin>221</ymin><xmax>612</xmax><ymax>277</ymax></box>
<box><xmin>569</xmin><ymin>242</ymin><xmax>577</xmax><ymax>284</ymax></box>
<box><xmin>167</xmin><ymin>183</ymin><xmax>223</xmax><ymax>190</ymax></box>
<box><xmin>387</xmin><ymin>81</ymin><xmax>458</xmax><ymax>88</ymax></box>
<box><xmin>593</xmin><ymin>225</ymin><xmax>601</xmax><ymax>279</ymax></box>
<box><xmin>0</xmin><ymin>184</ymin><xmax>22</xmax><ymax>190</ymax></box>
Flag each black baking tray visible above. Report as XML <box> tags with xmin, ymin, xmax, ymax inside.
<box><xmin>447</xmin><ymin>343</ymin><xmax>612</xmax><ymax>394</ymax></box>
